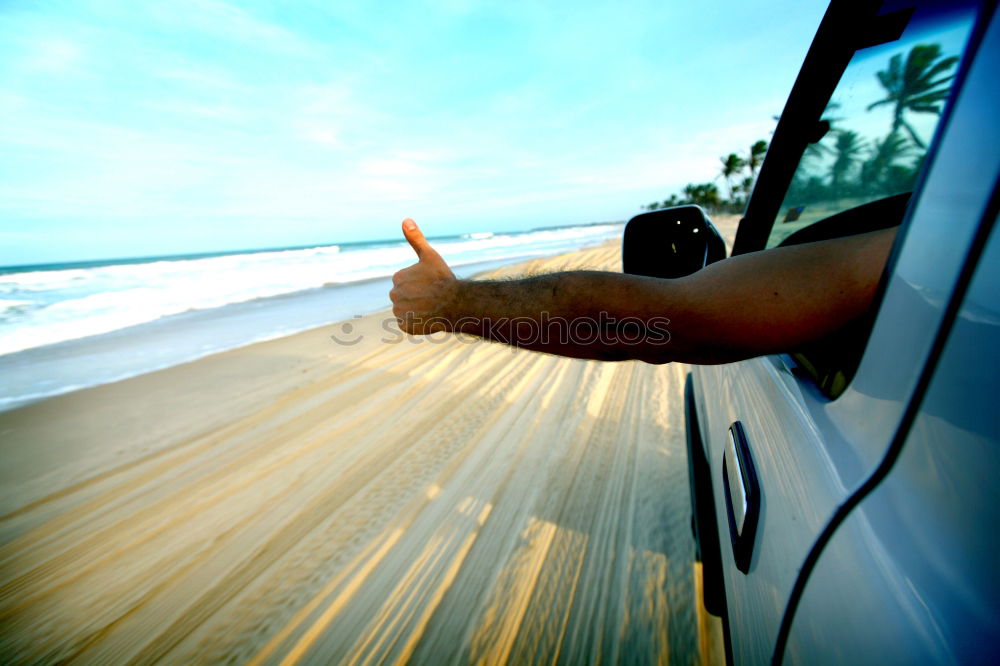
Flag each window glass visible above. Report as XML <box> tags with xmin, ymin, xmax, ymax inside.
<box><xmin>766</xmin><ymin>3</ymin><xmax>978</xmax><ymax>248</ymax></box>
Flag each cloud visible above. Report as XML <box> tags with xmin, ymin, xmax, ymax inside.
<box><xmin>0</xmin><ymin>0</ymin><xmax>824</xmax><ymax>264</ymax></box>
<box><xmin>147</xmin><ymin>0</ymin><xmax>322</xmax><ymax>58</ymax></box>
<box><xmin>23</xmin><ymin>38</ymin><xmax>83</xmax><ymax>71</ymax></box>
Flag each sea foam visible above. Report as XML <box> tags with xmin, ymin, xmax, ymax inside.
<box><xmin>0</xmin><ymin>224</ymin><xmax>622</xmax><ymax>357</ymax></box>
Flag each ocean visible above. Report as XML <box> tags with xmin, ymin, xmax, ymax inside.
<box><xmin>0</xmin><ymin>222</ymin><xmax>624</xmax><ymax>410</ymax></box>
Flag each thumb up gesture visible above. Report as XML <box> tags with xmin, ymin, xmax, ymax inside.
<box><xmin>390</xmin><ymin>219</ymin><xmax>457</xmax><ymax>334</ymax></box>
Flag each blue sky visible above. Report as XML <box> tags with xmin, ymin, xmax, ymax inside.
<box><xmin>0</xmin><ymin>0</ymin><xmax>828</xmax><ymax>265</ymax></box>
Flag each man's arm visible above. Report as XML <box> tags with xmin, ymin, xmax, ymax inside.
<box><xmin>389</xmin><ymin>218</ymin><xmax>897</xmax><ymax>364</ymax></box>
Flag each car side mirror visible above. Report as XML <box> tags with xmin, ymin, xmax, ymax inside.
<box><xmin>622</xmin><ymin>205</ymin><xmax>727</xmax><ymax>278</ymax></box>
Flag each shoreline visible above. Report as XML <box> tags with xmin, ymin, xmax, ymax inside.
<box><xmin>0</xmin><ymin>238</ymin><xmax>623</xmax><ymax>412</ymax></box>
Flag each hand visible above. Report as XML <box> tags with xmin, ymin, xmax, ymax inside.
<box><xmin>390</xmin><ymin>219</ymin><xmax>457</xmax><ymax>334</ymax></box>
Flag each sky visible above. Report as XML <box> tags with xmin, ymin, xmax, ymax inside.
<box><xmin>0</xmin><ymin>0</ymin><xmax>829</xmax><ymax>266</ymax></box>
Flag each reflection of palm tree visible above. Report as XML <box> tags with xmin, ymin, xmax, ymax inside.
<box><xmin>799</xmin><ymin>101</ymin><xmax>841</xmax><ymax>168</ymax></box>
<box><xmin>719</xmin><ymin>153</ymin><xmax>746</xmax><ymax>202</ymax></box>
<box><xmin>867</xmin><ymin>44</ymin><xmax>958</xmax><ymax>149</ymax></box>
<box><xmin>829</xmin><ymin>130</ymin><xmax>866</xmax><ymax>191</ymax></box>
<box><xmin>861</xmin><ymin>132</ymin><xmax>913</xmax><ymax>189</ymax></box>
<box><xmin>821</xmin><ymin>100</ymin><xmax>843</xmax><ymax>127</ymax></box>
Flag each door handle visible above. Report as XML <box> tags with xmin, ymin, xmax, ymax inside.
<box><xmin>722</xmin><ymin>421</ymin><xmax>760</xmax><ymax>574</ymax></box>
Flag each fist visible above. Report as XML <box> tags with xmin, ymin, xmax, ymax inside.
<box><xmin>390</xmin><ymin>219</ymin><xmax>457</xmax><ymax>334</ymax></box>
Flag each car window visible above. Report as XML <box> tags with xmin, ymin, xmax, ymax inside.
<box><xmin>764</xmin><ymin>0</ymin><xmax>983</xmax><ymax>399</ymax></box>
<box><xmin>766</xmin><ymin>1</ymin><xmax>979</xmax><ymax>249</ymax></box>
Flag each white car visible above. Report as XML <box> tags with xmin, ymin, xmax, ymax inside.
<box><xmin>624</xmin><ymin>0</ymin><xmax>999</xmax><ymax>662</ymax></box>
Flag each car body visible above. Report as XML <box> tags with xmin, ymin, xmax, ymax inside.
<box><xmin>624</xmin><ymin>0</ymin><xmax>998</xmax><ymax>662</ymax></box>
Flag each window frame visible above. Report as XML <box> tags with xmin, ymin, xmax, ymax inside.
<box><xmin>731</xmin><ymin>0</ymin><xmax>900</xmax><ymax>255</ymax></box>
<box><xmin>729</xmin><ymin>0</ymin><xmax>985</xmax><ymax>398</ymax></box>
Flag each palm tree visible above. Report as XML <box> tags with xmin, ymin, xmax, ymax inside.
<box><xmin>682</xmin><ymin>183</ymin><xmax>722</xmax><ymax>211</ymax></box>
<box><xmin>719</xmin><ymin>153</ymin><xmax>746</xmax><ymax>205</ymax></box>
<box><xmin>867</xmin><ymin>43</ymin><xmax>958</xmax><ymax>149</ymax></box>
<box><xmin>746</xmin><ymin>140</ymin><xmax>768</xmax><ymax>180</ymax></box>
<box><xmin>829</xmin><ymin>130</ymin><xmax>866</xmax><ymax>192</ymax></box>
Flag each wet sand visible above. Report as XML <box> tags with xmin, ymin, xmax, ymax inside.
<box><xmin>0</xmin><ymin>223</ymin><xmax>737</xmax><ymax>664</ymax></box>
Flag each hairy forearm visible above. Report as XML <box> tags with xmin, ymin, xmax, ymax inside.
<box><xmin>437</xmin><ymin>272</ymin><xmax>683</xmax><ymax>363</ymax></box>
<box><xmin>443</xmin><ymin>272</ymin><xmax>659</xmax><ymax>322</ymax></box>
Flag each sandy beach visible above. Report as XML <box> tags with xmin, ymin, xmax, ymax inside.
<box><xmin>0</xmin><ymin>222</ymin><xmax>738</xmax><ymax>664</ymax></box>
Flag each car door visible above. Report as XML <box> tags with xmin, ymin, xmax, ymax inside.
<box><xmin>689</xmin><ymin>0</ymin><xmax>992</xmax><ymax>662</ymax></box>
<box><xmin>781</xmin><ymin>7</ymin><xmax>1000</xmax><ymax>663</ymax></box>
